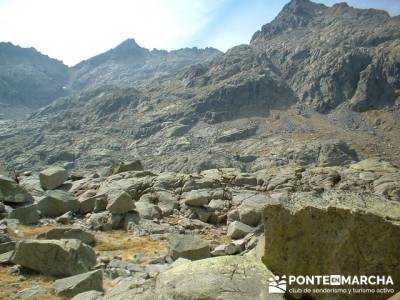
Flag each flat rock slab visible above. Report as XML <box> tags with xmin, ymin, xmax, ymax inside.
<box><xmin>216</xmin><ymin>127</ymin><xmax>257</xmax><ymax>143</ymax></box>
<box><xmin>12</xmin><ymin>239</ymin><xmax>96</xmax><ymax>277</ymax></box>
<box><xmin>156</xmin><ymin>254</ymin><xmax>283</xmax><ymax>300</ymax></box>
<box><xmin>7</xmin><ymin>286</ymin><xmax>50</xmax><ymax>299</ymax></box>
<box><xmin>54</xmin><ymin>270</ymin><xmax>103</xmax><ymax>298</ymax></box>
<box><xmin>71</xmin><ymin>290</ymin><xmax>103</xmax><ymax>300</ymax></box>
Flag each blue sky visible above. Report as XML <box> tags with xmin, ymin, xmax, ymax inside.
<box><xmin>0</xmin><ymin>0</ymin><xmax>399</xmax><ymax>66</ymax></box>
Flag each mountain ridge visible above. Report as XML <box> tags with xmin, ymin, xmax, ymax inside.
<box><xmin>1</xmin><ymin>0</ymin><xmax>399</xmax><ymax>116</ymax></box>
<box><xmin>0</xmin><ymin>40</ymin><xmax>221</xmax><ymax>117</ymax></box>
<box><xmin>0</xmin><ymin>41</ymin><xmax>68</xmax><ymax>111</ymax></box>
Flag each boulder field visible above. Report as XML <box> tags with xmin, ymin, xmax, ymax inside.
<box><xmin>0</xmin><ymin>158</ymin><xmax>399</xmax><ymax>299</ymax></box>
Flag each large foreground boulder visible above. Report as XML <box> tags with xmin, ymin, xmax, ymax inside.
<box><xmin>12</xmin><ymin>239</ymin><xmax>96</xmax><ymax>277</ymax></box>
<box><xmin>262</xmin><ymin>191</ymin><xmax>400</xmax><ymax>300</ymax></box>
<box><xmin>39</xmin><ymin>167</ymin><xmax>68</xmax><ymax>190</ymax></box>
<box><xmin>53</xmin><ymin>270</ymin><xmax>103</xmax><ymax>298</ymax></box>
<box><xmin>0</xmin><ymin>175</ymin><xmax>33</xmax><ymax>204</ymax></box>
<box><xmin>37</xmin><ymin>190</ymin><xmax>79</xmax><ymax>217</ymax></box>
<box><xmin>156</xmin><ymin>254</ymin><xmax>283</xmax><ymax>300</ymax></box>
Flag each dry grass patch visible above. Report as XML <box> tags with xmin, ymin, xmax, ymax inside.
<box><xmin>95</xmin><ymin>231</ymin><xmax>168</xmax><ymax>263</ymax></box>
<box><xmin>0</xmin><ymin>266</ymin><xmax>60</xmax><ymax>300</ymax></box>
<box><xmin>8</xmin><ymin>224</ymin><xmax>56</xmax><ymax>240</ymax></box>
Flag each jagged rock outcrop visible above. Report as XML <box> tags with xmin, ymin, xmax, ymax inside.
<box><xmin>251</xmin><ymin>0</ymin><xmax>400</xmax><ymax>112</ymax></box>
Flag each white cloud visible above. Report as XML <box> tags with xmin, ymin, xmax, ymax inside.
<box><xmin>0</xmin><ymin>0</ymin><xmax>228</xmax><ymax>66</ymax></box>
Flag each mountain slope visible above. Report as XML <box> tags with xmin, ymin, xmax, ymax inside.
<box><xmin>0</xmin><ymin>42</ymin><xmax>68</xmax><ymax>113</ymax></box>
<box><xmin>0</xmin><ymin>40</ymin><xmax>221</xmax><ymax>117</ymax></box>
<box><xmin>250</xmin><ymin>0</ymin><xmax>400</xmax><ymax>112</ymax></box>
<box><xmin>69</xmin><ymin>39</ymin><xmax>222</xmax><ymax>91</ymax></box>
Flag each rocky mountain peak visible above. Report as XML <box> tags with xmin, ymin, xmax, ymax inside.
<box><xmin>251</xmin><ymin>0</ymin><xmax>326</xmax><ymax>41</ymax></box>
<box><xmin>114</xmin><ymin>38</ymin><xmax>143</xmax><ymax>51</ymax></box>
<box><xmin>282</xmin><ymin>0</ymin><xmax>326</xmax><ymax>15</ymax></box>
<box><xmin>73</xmin><ymin>38</ymin><xmax>149</xmax><ymax>69</ymax></box>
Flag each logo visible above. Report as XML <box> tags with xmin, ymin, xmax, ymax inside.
<box><xmin>268</xmin><ymin>275</ymin><xmax>287</xmax><ymax>294</ymax></box>
<box><xmin>267</xmin><ymin>274</ymin><xmax>395</xmax><ymax>296</ymax></box>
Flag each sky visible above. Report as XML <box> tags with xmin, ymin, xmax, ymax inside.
<box><xmin>0</xmin><ymin>0</ymin><xmax>399</xmax><ymax>66</ymax></box>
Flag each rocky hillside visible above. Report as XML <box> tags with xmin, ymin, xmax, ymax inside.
<box><xmin>0</xmin><ymin>42</ymin><xmax>68</xmax><ymax>117</ymax></box>
<box><xmin>251</xmin><ymin>0</ymin><xmax>400</xmax><ymax>112</ymax></box>
<box><xmin>69</xmin><ymin>39</ymin><xmax>221</xmax><ymax>91</ymax></box>
<box><xmin>0</xmin><ymin>40</ymin><xmax>220</xmax><ymax>119</ymax></box>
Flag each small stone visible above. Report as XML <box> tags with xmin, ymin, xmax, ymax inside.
<box><xmin>106</xmin><ymin>191</ymin><xmax>135</xmax><ymax>214</ymax></box>
<box><xmin>227</xmin><ymin>221</ymin><xmax>253</xmax><ymax>239</ymax></box>
<box><xmin>182</xmin><ymin>190</ymin><xmax>211</xmax><ymax>207</ymax></box>
<box><xmin>168</xmin><ymin>234</ymin><xmax>210</xmax><ymax>260</ymax></box>
<box><xmin>56</xmin><ymin>211</ymin><xmax>73</xmax><ymax>224</ymax></box>
<box><xmin>210</xmin><ymin>244</ymin><xmax>226</xmax><ymax>256</ymax></box>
